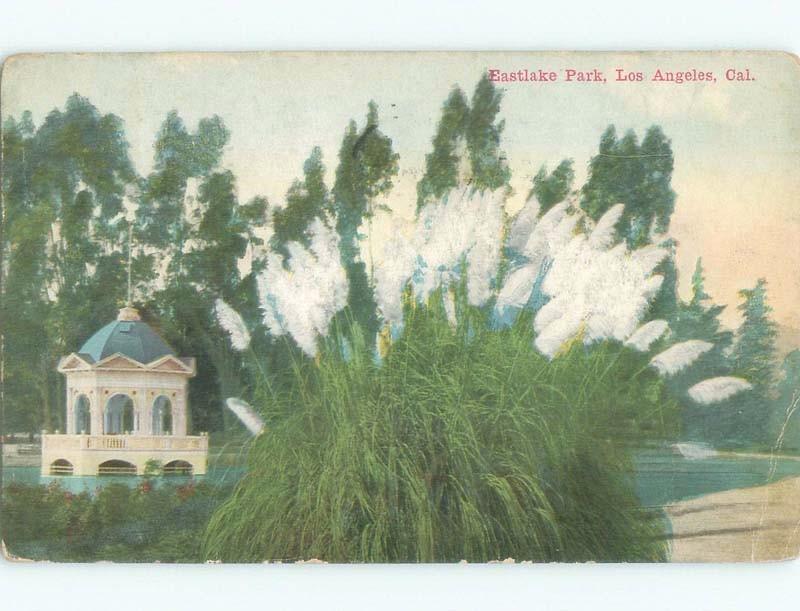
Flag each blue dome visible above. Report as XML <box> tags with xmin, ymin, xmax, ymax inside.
<box><xmin>79</xmin><ymin>310</ymin><xmax>175</xmax><ymax>364</ymax></box>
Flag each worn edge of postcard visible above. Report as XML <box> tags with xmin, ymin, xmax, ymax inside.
<box><xmin>1</xmin><ymin>51</ymin><xmax>799</xmax><ymax>564</ymax></box>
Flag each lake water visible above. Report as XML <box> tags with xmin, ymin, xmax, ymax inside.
<box><xmin>4</xmin><ymin>449</ymin><xmax>800</xmax><ymax>506</ymax></box>
<box><xmin>1</xmin><ymin>463</ymin><xmax>245</xmax><ymax>493</ymax></box>
<box><xmin>634</xmin><ymin>449</ymin><xmax>800</xmax><ymax>506</ymax></box>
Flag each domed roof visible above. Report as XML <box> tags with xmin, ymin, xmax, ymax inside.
<box><xmin>78</xmin><ymin>308</ymin><xmax>175</xmax><ymax>365</ymax></box>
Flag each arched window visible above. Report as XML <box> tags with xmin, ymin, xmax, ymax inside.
<box><xmin>163</xmin><ymin>460</ymin><xmax>193</xmax><ymax>476</ymax></box>
<box><xmin>104</xmin><ymin>394</ymin><xmax>135</xmax><ymax>435</ymax></box>
<box><xmin>98</xmin><ymin>459</ymin><xmax>137</xmax><ymax>475</ymax></box>
<box><xmin>152</xmin><ymin>395</ymin><xmax>173</xmax><ymax>435</ymax></box>
<box><xmin>50</xmin><ymin>459</ymin><xmax>74</xmax><ymax>476</ymax></box>
<box><xmin>74</xmin><ymin>394</ymin><xmax>91</xmax><ymax>434</ymax></box>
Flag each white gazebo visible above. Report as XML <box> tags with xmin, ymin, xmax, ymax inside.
<box><xmin>41</xmin><ymin>306</ymin><xmax>208</xmax><ymax>476</ymax></box>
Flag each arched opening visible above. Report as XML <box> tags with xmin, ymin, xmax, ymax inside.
<box><xmin>74</xmin><ymin>394</ymin><xmax>91</xmax><ymax>434</ymax></box>
<box><xmin>163</xmin><ymin>460</ymin><xmax>193</xmax><ymax>476</ymax></box>
<box><xmin>97</xmin><ymin>459</ymin><xmax>137</xmax><ymax>475</ymax></box>
<box><xmin>152</xmin><ymin>395</ymin><xmax>173</xmax><ymax>436</ymax></box>
<box><xmin>104</xmin><ymin>394</ymin><xmax>135</xmax><ymax>435</ymax></box>
<box><xmin>49</xmin><ymin>459</ymin><xmax>74</xmax><ymax>476</ymax></box>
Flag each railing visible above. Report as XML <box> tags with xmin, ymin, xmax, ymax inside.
<box><xmin>42</xmin><ymin>433</ymin><xmax>209</xmax><ymax>452</ymax></box>
<box><xmin>49</xmin><ymin>463</ymin><xmax>74</xmax><ymax>475</ymax></box>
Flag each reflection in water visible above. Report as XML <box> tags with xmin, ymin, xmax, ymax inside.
<box><xmin>2</xmin><ymin>464</ymin><xmax>245</xmax><ymax>494</ymax></box>
<box><xmin>4</xmin><ymin>449</ymin><xmax>800</xmax><ymax>504</ymax></box>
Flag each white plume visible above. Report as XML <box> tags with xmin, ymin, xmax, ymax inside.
<box><xmin>495</xmin><ymin>263</ymin><xmax>539</xmax><ymax>315</ymax></box>
<box><xmin>533</xmin><ymin>306</ymin><xmax>585</xmax><ymax>357</ymax></box>
<box><xmin>624</xmin><ymin>320</ymin><xmax>669</xmax><ymax>352</ymax></box>
<box><xmin>507</xmin><ymin>194</ymin><xmax>540</xmax><ymax>253</ymax></box>
<box><xmin>631</xmin><ymin>245</ymin><xmax>670</xmax><ymax>275</ymax></box>
<box><xmin>521</xmin><ymin>201</ymin><xmax>577</xmax><ymax>275</ymax></box>
<box><xmin>372</xmin><ymin>221</ymin><xmax>417</xmax><ymax>326</ymax></box>
<box><xmin>688</xmin><ymin>376</ymin><xmax>753</xmax><ymax>405</ymax></box>
<box><xmin>225</xmin><ymin>398</ymin><xmax>265</xmax><ymax>436</ymax></box>
<box><xmin>374</xmin><ymin>187</ymin><xmax>505</xmax><ymax>327</ymax></box>
<box><xmin>489</xmin><ymin>199</ymin><xmax>671</xmax><ymax>359</ymax></box>
<box><xmin>214</xmin><ymin>299</ymin><xmax>251</xmax><ymax>351</ymax></box>
<box><xmin>650</xmin><ymin>340</ymin><xmax>713</xmax><ymax>376</ymax></box>
<box><xmin>442</xmin><ymin>290</ymin><xmax>458</xmax><ymax>328</ymax></box>
<box><xmin>257</xmin><ymin>218</ymin><xmax>348</xmax><ymax>357</ymax></box>
<box><xmin>532</xmin><ymin>223</ymin><xmax>667</xmax><ymax>357</ymax></box>
<box><xmin>588</xmin><ymin>203</ymin><xmax>624</xmax><ymax>250</ymax></box>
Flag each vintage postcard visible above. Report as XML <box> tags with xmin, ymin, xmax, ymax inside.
<box><xmin>1</xmin><ymin>51</ymin><xmax>799</xmax><ymax>563</ymax></box>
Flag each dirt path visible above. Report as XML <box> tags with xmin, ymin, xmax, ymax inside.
<box><xmin>666</xmin><ymin>476</ymin><xmax>800</xmax><ymax>562</ymax></box>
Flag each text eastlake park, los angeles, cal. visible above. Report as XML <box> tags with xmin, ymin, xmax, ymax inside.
<box><xmin>488</xmin><ymin>67</ymin><xmax>756</xmax><ymax>84</ymax></box>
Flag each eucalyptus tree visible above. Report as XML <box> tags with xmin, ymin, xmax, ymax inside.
<box><xmin>417</xmin><ymin>75</ymin><xmax>511</xmax><ymax>212</ymax></box>
<box><xmin>2</xmin><ymin>95</ymin><xmax>137</xmax><ymax>431</ymax></box>
<box><xmin>136</xmin><ymin>111</ymin><xmax>268</xmax><ymax>432</ymax></box>
<box><xmin>580</xmin><ymin>125</ymin><xmax>676</xmax><ymax>249</ymax></box>
<box><xmin>333</xmin><ymin>101</ymin><xmax>399</xmax><ymax>340</ymax></box>
<box><xmin>528</xmin><ymin>159</ymin><xmax>575</xmax><ymax>213</ymax></box>
<box><xmin>271</xmin><ymin>146</ymin><xmax>331</xmax><ymax>256</ymax></box>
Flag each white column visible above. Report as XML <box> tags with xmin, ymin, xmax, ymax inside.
<box><xmin>65</xmin><ymin>385</ymin><xmax>74</xmax><ymax>435</ymax></box>
<box><xmin>175</xmin><ymin>387</ymin><xmax>187</xmax><ymax>436</ymax></box>
<box><xmin>92</xmin><ymin>388</ymin><xmax>104</xmax><ymax>435</ymax></box>
<box><xmin>140</xmin><ymin>392</ymin><xmax>152</xmax><ymax>435</ymax></box>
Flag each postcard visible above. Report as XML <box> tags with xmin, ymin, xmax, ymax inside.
<box><xmin>1</xmin><ymin>51</ymin><xmax>799</xmax><ymax>563</ymax></box>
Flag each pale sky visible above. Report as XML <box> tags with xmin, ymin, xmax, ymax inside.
<box><xmin>3</xmin><ymin>51</ymin><xmax>799</xmax><ymax>329</ymax></box>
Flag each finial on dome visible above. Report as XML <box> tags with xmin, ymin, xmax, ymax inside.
<box><xmin>117</xmin><ymin>306</ymin><xmax>141</xmax><ymax>322</ymax></box>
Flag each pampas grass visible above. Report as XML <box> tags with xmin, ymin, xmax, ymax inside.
<box><xmin>225</xmin><ymin>398</ymin><xmax>266</xmax><ymax>436</ymax></box>
<box><xmin>256</xmin><ymin>218</ymin><xmax>348</xmax><ymax>357</ymax></box>
<box><xmin>688</xmin><ymin>377</ymin><xmax>753</xmax><ymax>405</ymax></box>
<box><xmin>625</xmin><ymin>320</ymin><xmax>669</xmax><ymax>352</ymax></box>
<box><xmin>214</xmin><ymin>299</ymin><xmax>251</xmax><ymax>351</ymax></box>
<box><xmin>650</xmin><ymin>340</ymin><xmax>713</xmax><ymax>377</ymax></box>
<box><xmin>203</xmin><ymin>296</ymin><xmax>672</xmax><ymax>563</ymax></box>
<box><xmin>375</xmin><ymin>187</ymin><xmax>506</xmax><ymax>328</ymax></box>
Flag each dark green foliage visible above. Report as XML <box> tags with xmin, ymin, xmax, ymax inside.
<box><xmin>1</xmin><ymin>481</ymin><xmax>230</xmax><ymax>562</ymax></box>
<box><xmin>137</xmin><ymin>112</ymin><xmax>265</xmax><ymax>431</ymax></box>
<box><xmin>416</xmin><ymin>88</ymin><xmax>470</xmax><ymax>208</ymax></box>
<box><xmin>1</xmin><ymin>96</ymin><xmax>137</xmax><ymax>431</ymax></box>
<box><xmin>732</xmin><ymin>279</ymin><xmax>778</xmax><ymax>389</ymax></box>
<box><xmin>646</xmin><ymin>239</ymin><xmax>680</xmax><ymax>322</ymax></box>
<box><xmin>204</xmin><ymin>294</ymin><xmax>674</xmax><ymax>563</ymax></box>
<box><xmin>768</xmin><ymin>351</ymin><xmax>800</xmax><ymax>451</ymax></box>
<box><xmin>191</xmin><ymin>170</ymin><xmax>250</xmax><ymax>298</ymax></box>
<box><xmin>137</xmin><ymin>111</ymin><xmax>229</xmax><ymax>247</ymax></box>
<box><xmin>580</xmin><ymin>125</ymin><xmax>675</xmax><ymax>248</ymax></box>
<box><xmin>417</xmin><ymin>75</ymin><xmax>511</xmax><ymax>211</ymax></box>
<box><xmin>272</xmin><ymin>147</ymin><xmax>331</xmax><ymax>256</ymax></box>
<box><xmin>667</xmin><ymin>259</ymin><xmax>736</xmax><ymax>442</ymax></box>
<box><xmin>528</xmin><ymin>159</ymin><xmax>575</xmax><ymax>213</ymax></box>
<box><xmin>333</xmin><ymin>102</ymin><xmax>399</xmax><ymax>339</ymax></box>
<box><xmin>465</xmin><ymin>75</ymin><xmax>511</xmax><ymax>192</ymax></box>
<box><xmin>1</xmin><ymin>99</ymin><xmax>268</xmax><ymax>434</ymax></box>
<box><xmin>723</xmin><ymin>279</ymin><xmax>778</xmax><ymax>445</ymax></box>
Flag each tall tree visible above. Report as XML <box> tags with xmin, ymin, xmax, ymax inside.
<box><xmin>528</xmin><ymin>159</ymin><xmax>575</xmax><ymax>213</ymax></box>
<box><xmin>271</xmin><ymin>146</ymin><xmax>330</xmax><ymax>255</ymax></box>
<box><xmin>465</xmin><ymin>74</ymin><xmax>511</xmax><ymax>191</ymax></box>
<box><xmin>136</xmin><ymin>111</ymin><xmax>267</xmax><ymax>432</ymax></box>
<box><xmin>732</xmin><ymin>279</ymin><xmax>778</xmax><ymax>388</ymax></box>
<box><xmin>2</xmin><ymin>95</ymin><xmax>137</xmax><ymax>431</ymax></box>
<box><xmin>580</xmin><ymin>125</ymin><xmax>675</xmax><ymax>248</ymax></box>
<box><xmin>767</xmin><ymin>350</ymin><xmax>800</xmax><ymax>451</ymax></box>
<box><xmin>669</xmin><ymin>259</ymin><xmax>735</xmax><ymax>441</ymax></box>
<box><xmin>416</xmin><ymin>88</ymin><xmax>470</xmax><ymax>210</ymax></box>
<box><xmin>417</xmin><ymin>75</ymin><xmax>511</xmax><ymax>212</ymax></box>
<box><xmin>333</xmin><ymin>101</ymin><xmax>399</xmax><ymax>339</ymax></box>
<box><xmin>136</xmin><ymin>111</ymin><xmax>229</xmax><ymax>281</ymax></box>
<box><xmin>724</xmin><ymin>279</ymin><xmax>779</xmax><ymax>445</ymax></box>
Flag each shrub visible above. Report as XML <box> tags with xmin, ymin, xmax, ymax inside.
<box><xmin>203</xmin><ymin>296</ymin><xmax>675</xmax><ymax>562</ymax></box>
